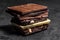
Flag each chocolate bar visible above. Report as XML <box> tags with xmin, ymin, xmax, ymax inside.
<box><xmin>17</xmin><ymin>11</ymin><xmax>48</xmax><ymax>20</ymax></box>
<box><xmin>6</xmin><ymin>3</ymin><xmax>48</xmax><ymax>17</ymax></box>
<box><xmin>13</xmin><ymin>23</ymin><xmax>49</xmax><ymax>35</ymax></box>
<box><xmin>11</xmin><ymin>17</ymin><xmax>47</xmax><ymax>26</ymax></box>
<box><xmin>11</xmin><ymin>19</ymin><xmax>50</xmax><ymax>35</ymax></box>
<box><xmin>10</xmin><ymin>11</ymin><xmax>48</xmax><ymax>26</ymax></box>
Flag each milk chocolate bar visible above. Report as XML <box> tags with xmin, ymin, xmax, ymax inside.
<box><xmin>6</xmin><ymin>3</ymin><xmax>48</xmax><ymax>17</ymax></box>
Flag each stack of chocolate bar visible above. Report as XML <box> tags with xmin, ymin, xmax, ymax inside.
<box><xmin>6</xmin><ymin>3</ymin><xmax>51</xmax><ymax>35</ymax></box>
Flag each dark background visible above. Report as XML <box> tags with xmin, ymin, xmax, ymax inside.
<box><xmin>0</xmin><ymin>0</ymin><xmax>60</xmax><ymax>40</ymax></box>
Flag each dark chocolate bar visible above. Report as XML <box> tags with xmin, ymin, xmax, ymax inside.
<box><xmin>23</xmin><ymin>24</ymin><xmax>49</xmax><ymax>35</ymax></box>
<box><xmin>18</xmin><ymin>11</ymin><xmax>48</xmax><ymax>20</ymax></box>
<box><xmin>22</xmin><ymin>10</ymin><xmax>48</xmax><ymax>17</ymax></box>
<box><xmin>14</xmin><ymin>24</ymin><xmax>49</xmax><ymax>35</ymax></box>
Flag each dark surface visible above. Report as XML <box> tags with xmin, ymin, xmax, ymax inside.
<box><xmin>0</xmin><ymin>0</ymin><xmax>60</xmax><ymax>40</ymax></box>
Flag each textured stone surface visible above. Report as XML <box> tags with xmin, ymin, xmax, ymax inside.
<box><xmin>0</xmin><ymin>0</ymin><xmax>60</xmax><ymax>40</ymax></box>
